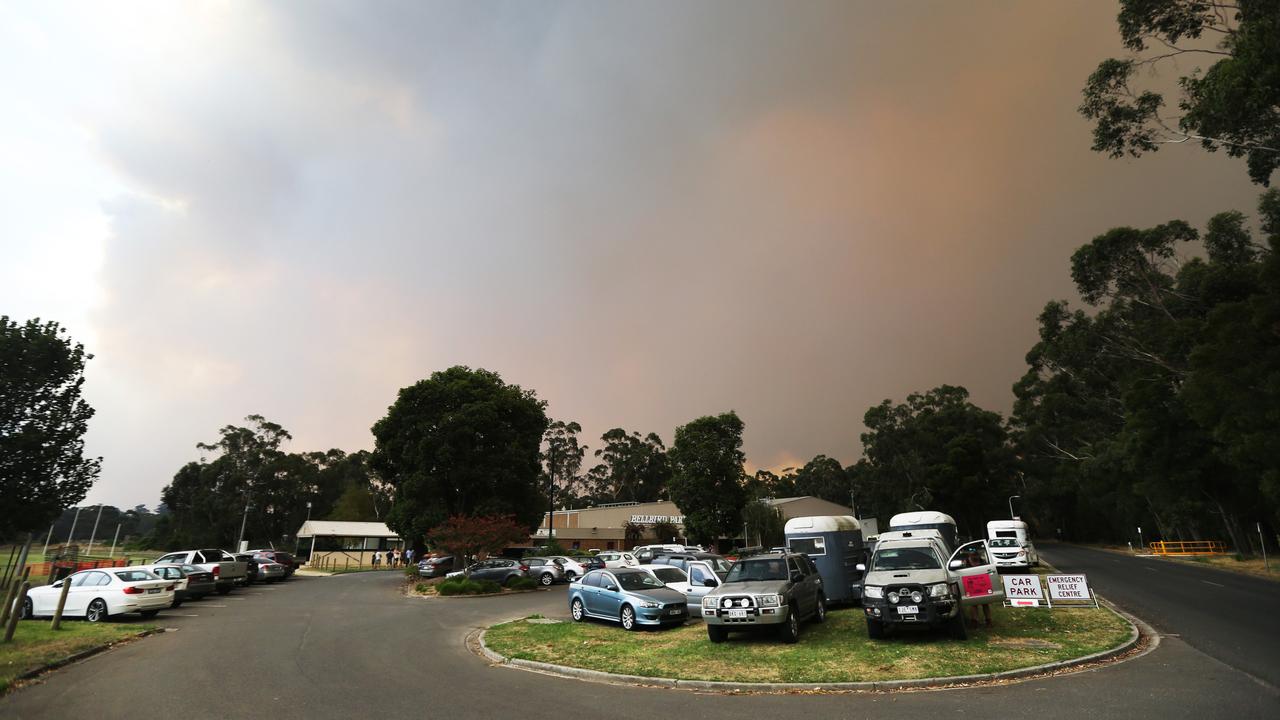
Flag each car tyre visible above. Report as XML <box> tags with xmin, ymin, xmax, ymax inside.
<box><xmin>141</xmin><ymin>609</ymin><xmax>160</xmax><ymax>619</ymax></box>
<box><xmin>216</xmin><ymin>585</ymin><xmax>231</xmax><ymax>595</ymax></box>
<box><xmin>813</xmin><ymin>595</ymin><xmax>827</xmax><ymax>623</ymax></box>
<box><xmin>707</xmin><ymin>624</ymin><xmax>728</xmax><ymax>643</ymax></box>
<box><xmin>571</xmin><ymin>598</ymin><xmax>586</xmax><ymax>621</ymax></box>
<box><xmin>86</xmin><ymin>598</ymin><xmax>108</xmax><ymax>623</ymax></box>
<box><xmin>564</xmin><ymin>571</ymin><xmax>577</xmax><ymax>581</ymax></box>
<box><xmin>171</xmin><ymin>599</ymin><xmax>183</xmax><ymax>609</ymax></box>
<box><xmin>778</xmin><ymin>606</ymin><xmax>800</xmax><ymax>644</ymax></box>
<box><xmin>949</xmin><ymin>610</ymin><xmax>968</xmax><ymax>640</ymax></box>
<box><xmin>620</xmin><ymin>605</ymin><xmax>637</xmax><ymax>631</ymax></box>
<box><xmin>540</xmin><ymin>572</ymin><xmax>554</xmax><ymax>587</ymax></box>
<box><xmin>866</xmin><ymin>617</ymin><xmax>885</xmax><ymax>639</ymax></box>
<box><xmin>21</xmin><ymin>597</ymin><xmax>33</xmax><ymax>620</ymax></box>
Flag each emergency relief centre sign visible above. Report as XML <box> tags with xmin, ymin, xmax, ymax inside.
<box><xmin>1001</xmin><ymin>574</ymin><xmax>1045</xmax><ymax>606</ymax></box>
<box><xmin>1047</xmin><ymin>574</ymin><xmax>1092</xmax><ymax>601</ymax></box>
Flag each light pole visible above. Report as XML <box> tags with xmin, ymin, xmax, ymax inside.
<box><xmin>85</xmin><ymin>505</ymin><xmax>104</xmax><ymax>556</ymax></box>
<box><xmin>237</xmin><ymin>502</ymin><xmax>251</xmax><ymax>552</ymax></box>
<box><xmin>547</xmin><ymin>445</ymin><xmax>556</xmax><ymax>547</ymax></box>
<box><xmin>65</xmin><ymin>506</ymin><xmax>83</xmax><ymax>547</ymax></box>
<box><xmin>1008</xmin><ymin>495</ymin><xmax>1020</xmax><ymax>520</ymax></box>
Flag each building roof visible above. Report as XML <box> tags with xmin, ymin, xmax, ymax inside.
<box><xmin>296</xmin><ymin>520</ymin><xmax>400</xmax><ymax>539</ymax></box>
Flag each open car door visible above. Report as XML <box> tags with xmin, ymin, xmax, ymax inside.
<box><xmin>947</xmin><ymin>540</ymin><xmax>1004</xmax><ymax>606</ymax></box>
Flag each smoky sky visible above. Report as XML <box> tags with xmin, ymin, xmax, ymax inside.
<box><xmin>1</xmin><ymin>1</ymin><xmax>1260</xmax><ymax>507</ymax></box>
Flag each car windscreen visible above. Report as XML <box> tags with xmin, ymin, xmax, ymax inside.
<box><xmin>871</xmin><ymin>547</ymin><xmax>941</xmax><ymax>571</ymax></box>
<box><xmin>615</xmin><ymin>572</ymin><xmax>665</xmax><ymax>591</ymax></box>
<box><xmin>651</xmin><ymin>567</ymin><xmax>686</xmax><ymax>584</ymax></box>
<box><xmin>988</xmin><ymin>538</ymin><xmax>1020</xmax><ymax>548</ymax></box>
<box><xmin>724</xmin><ymin>559</ymin><xmax>788</xmax><ymax>583</ymax></box>
<box><xmin>115</xmin><ymin>570</ymin><xmax>157</xmax><ymax>582</ymax></box>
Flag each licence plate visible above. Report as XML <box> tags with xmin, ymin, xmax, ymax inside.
<box><xmin>147</xmin><ymin>588</ymin><xmax>160</xmax><ymax>594</ymax></box>
<box><xmin>727</xmin><ymin>609</ymin><xmax>748</xmax><ymax>618</ymax></box>
<box><xmin>897</xmin><ymin>605</ymin><xmax>918</xmax><ymax>615</ymax></box>
<box><xmin>668</xmin><ymin>608</ymin><xmax>683</xmax><ymax>616</ymax></box>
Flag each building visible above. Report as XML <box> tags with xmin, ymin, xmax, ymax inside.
<box><xmin>533</xmin><ymin>496</ymin><xmax>855</xmax><ymax>552</ymax></box>
<box><xmin>297</xmin><ymin>520</ymin><xmax>403</xmax><ymax>568</ymax></box>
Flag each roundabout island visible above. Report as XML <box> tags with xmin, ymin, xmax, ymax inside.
<box><xmin>480</xmin><ymin>603</ymin><xmax>1138</xmax><ymax>690</ymax></box>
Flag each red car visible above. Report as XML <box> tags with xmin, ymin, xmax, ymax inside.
<box><xmin>248</xmin><ymin>550</ymin><xmax>299</xmax><ymax>577</ymax></box>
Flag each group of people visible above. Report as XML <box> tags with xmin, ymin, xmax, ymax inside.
<box><xmin>371</xmin><ymin>548</ymin><xmax>414</xmax><ymax>569</ymax></box>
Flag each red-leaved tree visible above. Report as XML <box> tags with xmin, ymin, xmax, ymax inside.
<box><xmin>427</xmin><ymin>514</ymin><xmax>529</xmax><ymax>568</ymax></box>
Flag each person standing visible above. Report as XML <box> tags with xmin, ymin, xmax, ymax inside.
<box><xmin>372</xmin><ymin>550</ymin><xmax>381</xmax><ymax>569</ymax></box>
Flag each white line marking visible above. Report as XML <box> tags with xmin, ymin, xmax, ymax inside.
<box><xmin>172</xmin><ymin>613</ymin><xmax>200</xmax><ymax>617</ymax></box>
<box><xmin>202</xmin><ymin>604</ymin><xmax>227</xmax><ymax>608</ymax></box>
<box><xmin>1144</xmin><ymin>567</ymin><xmax>1157</xmax><ymax>572</ymax></box>
<box><xmin>1201</xmin><ymin>580</ymin><xmax>1224</xmax><ymax>587</ymax></box>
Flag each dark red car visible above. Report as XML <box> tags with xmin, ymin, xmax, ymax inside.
<box><xmin>248</xmin><ymin>550</ymin><xmax>299</xmax><ymax>577</ymax></box>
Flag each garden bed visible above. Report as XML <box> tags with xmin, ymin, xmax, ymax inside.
<box><xmin>483</xmin><ymin>605</ymin><xmax>1133</xmax><ymax>684</ymax></box>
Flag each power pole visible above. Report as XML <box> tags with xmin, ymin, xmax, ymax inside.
<box><xmin>85</xmin><ymin>505</ymin><xmax>104</xmax><ymax>555</ymax></box>
<box><xmin>65</xmin><ymin>506</ymin><xmax>83</xmax><ymax>546</ymax></box>
<box><xmin>547</xmin><ymin>445</ymin><xmax>556</xmax><ymax>546</ymax></box>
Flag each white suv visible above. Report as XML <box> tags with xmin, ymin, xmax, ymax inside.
<box><xmin>596</xmin><ymin>551</ymin><xmax>639</xmax><ymax>568</ymax></box>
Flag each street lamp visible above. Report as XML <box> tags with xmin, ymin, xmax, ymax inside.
<box><xmin>237</xmin><ymin>502</ymin><xmax>251</xmax><ymax>552</ymax></box>
<box><xmin>1008</xmin><ymin>495</ymin><xmax>1021</xmax><ymax>520</ymax></box>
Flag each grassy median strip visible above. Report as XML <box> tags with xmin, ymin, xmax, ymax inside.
<box><xmin>485</xmin><ymin>606</ymin><xmax>1131</xmax><ymax>684</ymax></box>
<box><xmin>0</xmin><ymin>622</ymin><xmax>155</xmax><ymax>693</ymax></box>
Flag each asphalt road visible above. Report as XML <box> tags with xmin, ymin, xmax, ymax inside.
<box><xmin>1038</xmin><ymin>542</ymin><xmax>1280</xmax><ymax>688</ymax></box>
<box><xmin>2</xmin><ymin>560</ymin><xmax>1277</xmax><ymax>719</ymax></box>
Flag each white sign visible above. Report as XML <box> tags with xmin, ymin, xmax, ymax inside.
<box><xmin>1002</xmin><ymin>574</ymin><xmax>1044</xmax><ymax>607</ymax></box>
<box><xmin>630</xmin><ymin>514</ymin><xmax>684</xmax><ymax>525</ymax></box>
<box><xmin>1047</xmin><ymin>574</ymin><xmax>1091</xmax><ymax>601</ymax></box>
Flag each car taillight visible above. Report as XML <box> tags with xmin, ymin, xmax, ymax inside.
<box><xmin>123</xmin><ymin>586</ymin><xmax>144</xmax><ymax>595</ymax></box>
<box><xmin>166</xmin><ymin>584</ymin><xmax>176</xmax><ymax>591</ymax></box>
<box><xmin>212</xmin><ymin>566</ymin><xmax>220</xmax><ymax>577</ymax></box>
<box><xmin>519</xmin><ymin>565</ymin><xmax>528</xmax><ymax>571</ymax></box>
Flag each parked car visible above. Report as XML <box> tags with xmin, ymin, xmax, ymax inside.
<box><xmin>632</xmin><ymin>544</ymin><xmax>686</xmax><ymax>564</ymax></box>
<box><xmin>650</xmin><ymin>552</ymin><xmax>733</xmax><ymax>610</ymax></box>
<box><xmin>249</xmin><ymin>554</ymin><xmax>288</xmax><ymax>582</ymax></box>
<box><xmin>988</xmin><ymin>538</ymin><xmax>1038</xmax><ymax>570</ymax></box>
<box><xmin>568</xmin><ymin>568</ymin><xmax>688</xmax><ymax>630</ymax></box>
<box><xmin>236</xmin><ymin>553</ymin><xmax>264</xmax><ymax>584</ymax></box>
<box><xmin>859</xmin><ymin>535</ymin><xmax>1004</xmax><ymax>640</ymax></box>
<box><xmin>21</xmin><ymin>568</ymin><xmax>174</xmax><ymax>622</ymax></box>
<box><xmin>417</xmin><ymin>555</ymin><xmax>456</xmax><ymax>578</ymax></box>
<box><xmin>701</xmin><ymin>550</ymin><xmax>826</xmax><ymax>644</ymax></box>
<box><xmin>575</xmin><ymin>556</ymin><xmax>606</xmax><ymax>573</ymax></box>
<box><xmin>595</xmin><ymin>551</ymin><xmax>639</xmax><ymax>569</ymax></box>
<box><xmin>462</xmin><ymin>558</ymin><xmax>528</xmax><ymax>585</ymax></box>
<box><xmin>523</xmin><ymin>557</ymin><xmax>565</xmax><ymax>586</ymax></box>
<box><xmin>249</xmin><ymin>549</ymin><xmax>299</xmax><ymax>577</ymax></box>
<box><xmin>154</xmin><ymin>549</ymin><xmax>247</xmax><ymax>594</ymax></box>
<box><xmin>546</xmin><ymin>556</ymin><xmax>587</xmax><ymax>581</ymax></box>
<box><xmin>638</xmin><ymin>564</ymin><xmax>692</xmax><ymax>594</ymax></box>
<box><xmin>139</xmin><ymin>563</ymin><xmax>215</xmax><ymax>606</ymax></box>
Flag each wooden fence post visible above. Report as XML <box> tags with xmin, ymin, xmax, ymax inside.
<box><xmin>50</xmin><ymin>574</ymin><xmax>74</xmax><ymax>630</ymax></box>
<box><xmin>3</xmin><ymin>581</ymin><xmax>31</xmax><ymax>643</ymax></box>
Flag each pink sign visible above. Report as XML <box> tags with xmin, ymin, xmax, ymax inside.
<box><xmin>962</xmin><ymin>573</ymin><xmax>993</xmax><ymax>597</ymax></box>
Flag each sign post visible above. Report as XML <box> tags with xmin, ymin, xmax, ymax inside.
<box><xmin>1046</xmin><ymin>574</ymin><xmax>1097</xmax><ymax>608</ymax></box>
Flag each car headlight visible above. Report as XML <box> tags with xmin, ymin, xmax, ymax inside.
<box><xmin>757</xmin><ymin>594</ymin><xmax>781</xmax><ymax>607</ymax></box>
<box><xmin>910</xmin><ymin>590</ymin><xmax>924</xmax><ymax>604</ymax></box>
<box><xmin>863</xmin><ymin>585</ymin><xmax>883</xmax><ymax>599</ymax></box>
<box><xmin>639</xmin><ymin>601</ymin><xmax>660</xmax><ymax>608</ymax></box>
<box><xmin>928</xmin><ymin>583</ymin><xmax>951</xmax><ymax>598</ymax></box>
<box><xmin>702</xmin><ymin>596</ymin><xmax>717</xmax><ymax>608</ymax></box>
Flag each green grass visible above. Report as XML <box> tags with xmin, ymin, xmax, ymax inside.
<box><xmin>485</xmin><ymin>605</ymin><xmax>1133</xmax><ymax>684</ymax></box>
<box><xmin>0</xmin><ymin>621</ymin><xmax>155</xmax><ymax>693</ymax></box>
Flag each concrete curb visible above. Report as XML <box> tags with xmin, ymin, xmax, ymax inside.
<box><xmin>411</xmin><ymin>587</ymin><xmax>549</xmax><ymax>600</ymax></box>
<box><xmin>9</xmin><ymin>627</ymin><xmax>166</xmax><ymax>690</ymax></box>
<box><xmin>472</xmin><ymin>608</ymin><xmax>1143</xmax><ymax>694</ymax></box>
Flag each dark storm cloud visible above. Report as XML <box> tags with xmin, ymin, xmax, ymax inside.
<box><xmin>78</xmin><ymin>1</ymin><xmax>1258</xmax><ymax>503</ymax></box>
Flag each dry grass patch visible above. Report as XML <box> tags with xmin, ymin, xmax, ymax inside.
<box><xmin>485</xmin><ymin>604</ymin><xmax>1132</xmax><ymax>684</ymax></box>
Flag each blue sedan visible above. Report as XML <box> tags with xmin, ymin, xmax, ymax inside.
<box><xmin>568</xmin><ymin>568</ymin><xmax>689</xmax><ymax>630</ymax></box>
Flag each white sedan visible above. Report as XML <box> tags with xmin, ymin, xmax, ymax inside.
<box><xmin>596</xmin><ymin>551</ymin><xmax>639</xmax><ymax>569</ymax></box>
<box><xmin>547</xmin><ymin>556</ymin><xmax>587</xmax><ymax>580</ymax></box>
<box><xmin>22</xmin><ymin>568</ymin><xmax>175</xmax><ymax>622</ymax></box>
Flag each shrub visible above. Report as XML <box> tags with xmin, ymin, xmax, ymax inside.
<box><xmin>507</xmin><ymin>576</ymin><xmax>537</xmax><ymax>590</ymax></box>
<box><xmin>415</xmin><ymin>583</ymin><xmax>432</xmax><ymax>593</ymax></box>
<box><xmin>437</xmin><ymin>578</ymin><xmax>503</xmax><ymax>596</ymax></box>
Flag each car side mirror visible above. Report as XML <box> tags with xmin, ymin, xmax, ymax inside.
<box><xmin>605</xmin><ymin>583</ymin><xmax>618</xmax><ymax>592</ymax></box>
<box><xmin>791</xmin><ymin>572</ymin><xmax>804</xmax><ymax>584</ymax></box>
<box><xmin>948</xmin><ymin>560</ymin><xmax>964</xmax><ymax>571</ymax></box>
<box><xmin>52</xmin><ymin>581</ymin><xmax>63</xmax><ymax>588</ymax></box>
<box><xmin>855</xmin><ymin>563</ymin><xmax>866</xmax><ymax>573</ymax></box>
<box><xmin>702</xmin><ymin>578</ymin><xmax>717</xmax><ymax>587</ymax></box>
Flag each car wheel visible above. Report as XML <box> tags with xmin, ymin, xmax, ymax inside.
<box><xmin>86</xmin><ymin>599</ymin><xmax>108</xmax><ymax>623</ymax></box>
<box><xmin>21</xmin><ymin>597</ymin><xmax>33</xmax><ymax>620</ymax></box>
<box><xmin>141</xmin><ymin>609</ymin><xmax>160</xmax><ymax>619</ymax></box>
<box><xmin>171</xmin><ymin>599</ymin><xmax>183</xmax><ymax>609</ymax></box>
<box><xmin>216</xmin><ymin>585</ymin><xmax>231</xmax><ymax>595</ymax></box>
<box><xmin>540</xmin><ymin>573</ymin><xmax>554</xmax><ymax>587</ymax></box>
<box><xmin>564</xmin><ymin>571</ymin><xmax>577</xmax><ymax>581</ymax></box>
<box><xmin>813</xmin><ymin>595</ymin><xmax>827</xmax><ymax>623</ymax></box>
<box><xmin>620</xmin><ymin>605</ymin><xmax>637</xmax><ymax>631</ymax></box>
<box><xmin>949</xmin><ymin>610</ymin><xmax>968</xmax><ymax>640</ymax></box>
<box><xmin>571</xmin><ymin>598</ymin><xmax>586</xmax><ymax>621</ymax></box>
<box><xmin>866</xmin><ymin>618</ymin><xmax>885</xmax><ymax>639</ymax></box>
<box><xmin>778</xmin><ymin>606</ymin><xmax>800</xmax><ymax>644</ymax></box>
<box><xmin>707</xmin><ymin>624</ymin><xmax>728</xmax><ymax>643</ymax></box>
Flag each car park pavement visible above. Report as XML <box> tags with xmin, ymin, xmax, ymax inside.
<box><xmin>2</xmin><ymin>563</ymin><xmax>1277</xmax><ymax>719</ymax></box>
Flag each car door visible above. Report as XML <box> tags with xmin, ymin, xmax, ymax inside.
<box><xmin>948</xmin><ymin>540</ymin><xmax>1004</xmax><ymax>606</ymax></box>
<box><xmin>621</xmin><ymin>553</ymin><xmax>638</xmax><ymax>567</ymax></box>
<box><xmin>685</xmin><ymin>562</ymin><xmax>719</xmax><ymax>605</ymax></box>
<box><xmin>786</xmin><ymin>558</ymin><xmax>813</xmax><ymax>616</ymax></box>
<box><xmin>470</xmin><ymin>560</ymin><xmax>494</xmax><ymax>581</ymax></box>
<box><xmin>598</xmin><ymin>572</ymin><xmax>627</xmax><ymax>618</ymax></box>
<box><xmin>579</xmin><ymin>571</ymin><xmax>603</xmax><ymax>614</ymax></box>
<box><xmin>65</xmin><ymin>571</ymin><xmax>103</xmax><ymax>615</ymax></box>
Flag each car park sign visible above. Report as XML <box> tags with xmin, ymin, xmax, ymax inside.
<box><xmin>1002</xmin><ymin>575</ymin><xmax>1045</xmax><ymax>606</ymax></box>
